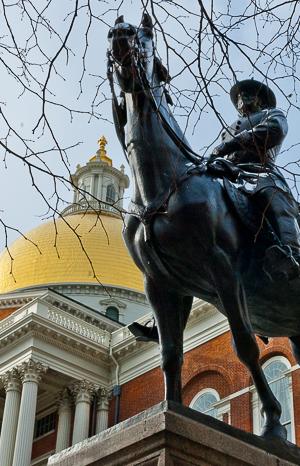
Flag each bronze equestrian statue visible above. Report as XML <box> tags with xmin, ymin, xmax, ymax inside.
<box><xmin>107</xmin><ymin>13</ymin><xmax>300</xmax><ymax>440</ymax></box>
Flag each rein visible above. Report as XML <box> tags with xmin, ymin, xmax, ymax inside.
<box><xmin>107</xmin><ymin>52</ymin><xmax>129</xmax><ymax>163</ymax></box>
<box><xmin>134</xmin><ymin>54</ymin><xmax>204</xmax><ymax>166</ymax></box>
<box><xmin>107</xmin><ymin>39</ymin><xmax>205</xmax><ymax>166</ymax></box>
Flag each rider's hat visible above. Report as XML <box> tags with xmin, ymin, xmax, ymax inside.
<box><xmin>230</xmin><ymin>79</ymin><xmax>276</xmax><ymax>109</ymax></box>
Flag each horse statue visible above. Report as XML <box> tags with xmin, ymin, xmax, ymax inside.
<box><xmin>107</xmin><ymin>13</ymin><xmax>300</xmax><ymax>440</ymax></box>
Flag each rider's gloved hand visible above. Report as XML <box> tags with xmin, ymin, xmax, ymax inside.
<box><xmin>211</xmin><ymin>142</ymin><xmax>228</xmax><ymax>157</ymax></box>
<box><xmin>206</xmin><ymin>157</ymin><xmax>241</xmax><ymax>182</ymax></box>
<box><xmin>208</xmin><ymin>138</ymin><xmax>243</xmax><ymax>163</ymax></box>
<box><xmin>207</xmin><ymin>143</ymin><xmax>230</xmax><ymax>164</ymax></box>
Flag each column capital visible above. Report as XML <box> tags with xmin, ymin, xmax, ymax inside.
<box><xmin>97</xmin><ymin>387</ymin><xmax>111</xmax><ymax>410</ymax></box>
<box><xmin>56</xmin><ymin>388</ymin><xmax>73</xmax><ymax>412</ymax></box>
<box><xmin>70</xmin><ymin>380</ymin><xmax>97</xmax><ymax>404</ymax></box>
<box><xmin>1</xmin><ymin>368</ymin><xmax>22</xmax><ymax>393</ymax></box>
<box><xmin>18</xmin><ymin>359</ymin><xmax>48</xmax><ymax>384</ymax></box>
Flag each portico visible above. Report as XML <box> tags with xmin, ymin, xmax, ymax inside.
<box><xmin>0</xmin><ymin>290</ymin><xmax>117</xmax><ymax>465</ymax></box>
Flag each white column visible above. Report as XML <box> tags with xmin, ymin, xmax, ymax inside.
<box><xmin>12</xmin><ymin>360</ymin><xmax>47</xmax><ymax>466</ymax></box>
<box><xmin>90</xmin><ymin>175</ymin><xmax>95</xmax><ymax>200</ymax></box>
<box><xmin>95</xmin><ymin>388</ymin><xmax>110</xmax><ymax>434</ymax></box>
<box><xmin>71</xmin><ymin>380</ymin><xmax>95</xmax><ymax>445</ymax></box>
<box><xmin>55</xmin><ymin>388</ymin><xmax>73</xmax><ymax>453</ymax></box>
<box><xmin>0</xmin><ymin>369</ymin><xmax>22</xmax><ymax>466</ymax></box>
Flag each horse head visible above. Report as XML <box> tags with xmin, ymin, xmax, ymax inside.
<box><xmin>107</xmin><ymin>13</ymin><xmax>170</xmax><ymax>93</ymax></box>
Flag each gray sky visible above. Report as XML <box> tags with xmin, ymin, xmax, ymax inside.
<box><xmin>1</xmin><ymin>0</ymin><xmax>300</xmax><ymax>246</ymax></box>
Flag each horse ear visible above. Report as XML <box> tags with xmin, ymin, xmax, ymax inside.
<box><xmin>142</xmin><ymin>13</ymin><xmax>153</xmax><ymax>29</ymax></box>
<box><xmin>155</xmin><ymin>57</ymin><xmax>171</xmax><ymax>83</ymax></box>
<box><xmin>115</xmin><ymin>15</ymin><xmax>124</xmax><ymax>25</ymax></box>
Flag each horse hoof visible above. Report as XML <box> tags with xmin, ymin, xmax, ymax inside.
<box><xmin>261</xmin><ymin>422</ymin><xmax>287</xmax><ymax>441</ymax></box>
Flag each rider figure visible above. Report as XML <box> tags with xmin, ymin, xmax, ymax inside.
<box><xmin>209</xmin><ymin>79</ymin><xmax>300</xmax><ymax>281</ymax></box>
<box><xmin>129</xmin><ymin>79</ymin><xmax>300</xmax><ymax>343</ymax></box>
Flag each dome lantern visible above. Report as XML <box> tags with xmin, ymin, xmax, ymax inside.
<box><xmin>62</xmin><ymin>136</ymin><xmax>129</xmax><ymax>218</ymax></box>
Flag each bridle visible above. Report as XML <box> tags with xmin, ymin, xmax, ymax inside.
<box><xmin>107</xmin><ymin>26</ymin><xmax>204</xmax><ymax>166</ymax></box>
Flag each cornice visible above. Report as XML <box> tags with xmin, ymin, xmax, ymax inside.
<box><xmin>0</xmin><ymin>314</ymin><xmax>111</xmax><ymax>365</ymax></box>
<box><xmin>54</xmin><ymin>284</ymin><xmax>147</xmax><ymax>304</ymax></box>
<box><xmin>0</xmin><ymin>295</ymin><xmax>112</xmax><ymax>346</ymax></box>
<box><xmin>33</xmin><ymin>327</ymin><xmax>110</xmax><ymax>365</ymax></box>
<box><xmin>0</xmin><ymin>283</ymin><xmax>147</xmax><ymax>309</ymax></box>
<box><xmin>73</xmin><ymin>161</ymin><xmax>129</xmax><ymax>185</ymax></box>
<box><xmin>0</xmin><ymin>295</ymin><xmax>37</xmax><ymax>309</ymax></box>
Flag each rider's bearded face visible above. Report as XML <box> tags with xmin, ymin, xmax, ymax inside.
<box><xmin>237</xmin><ymin>91</ymin><xmax>262</xmax><ymax>115</ymax></box>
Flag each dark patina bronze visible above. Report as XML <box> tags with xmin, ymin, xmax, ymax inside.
<box><xmin>107</xmin><ymin>14</ymin><xmax>300</xmax><ymax>441</ymax></box>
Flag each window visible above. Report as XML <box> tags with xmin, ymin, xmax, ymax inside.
<box><xmin>106</xmin><ymin>306</ymin><xmax>119</xmax><ymax>321</ymax></box>
<box><xmin>190</xmin><ymin>389</ymin><xmax>220</xmax><ymax>419</ymax></box>
<box><xmin>190</xmin><ymin>387</ymin><xmax>231</xmax><ymax>423</ymax></box>
<box><xmin>193</xmin><ymin>391</ymin><xmax>219</xmax><ymax>418</ymax></box>
<box><xmin>252</xmin><ymin>356</ymin><xmax>294</xmax><ymax>442</ymax></box>
<box><xmin>34</xmin><ymin>412</ymin><xmax>56</xmax><ymax>439</ymax></box>
<box><xmin>106</xmin><ymin>184</ymin><xmax>116</xmax><ymax>203</ymax></box>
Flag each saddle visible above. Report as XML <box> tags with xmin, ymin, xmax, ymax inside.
<box><xmin>223</xmin><ymin>177</ymin><xmax>263</xmax><ymax>236</ymax></box>
<box><xmin>206</xmin><ymin>159</ymin><xmax>280</xmax><ymax>246</ymax></box>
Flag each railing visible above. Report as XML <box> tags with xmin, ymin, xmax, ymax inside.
<box><xmin>48</xmin><ymin>308</ymin><xmax>110</xmax><ymax>346</ymax></box>
<box><xmin>0</xmin><ymin>301</ymin><xmax>110</xmax><ymax>347</ymax></box>
<box><xmin>61</xmin><ymin>200</ymin><xmax>121</xmax><ymax>217</ymax></box>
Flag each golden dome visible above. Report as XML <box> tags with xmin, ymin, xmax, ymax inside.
<box><xmin>0</xmin><ymin>213</ymin><xmax>143</xmax><ymax>294</ymax></box>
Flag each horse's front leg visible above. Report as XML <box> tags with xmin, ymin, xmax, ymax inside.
<box><xmin>144</xmin><ymin>277</ymin><xmax>193</xmax><ymax>402</ymax></box>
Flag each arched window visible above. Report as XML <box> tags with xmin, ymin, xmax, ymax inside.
<box><xmin>252</xmin><ymin>356</ymin><xmax>294</xmax><ymax>442</ymax></box>
<box><xmin>106</xmin><ymin>184</ymin><xmax>116</xmax><ymax>204</ymax></box>
<box><xmin>106</xmin><ymin>306</ymin><xmax>119</xmax><ymax>322</ymax></box>
<box><xmin>190</xmin><ymin>389</ymin><xmax>220</xmax><ymax>419</ymax></box>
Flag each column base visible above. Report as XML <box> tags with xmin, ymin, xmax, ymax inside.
<box><xmin>48</xmin><ymin>401</ymin><xmax>300</xmax><ymax>466</ymax></box>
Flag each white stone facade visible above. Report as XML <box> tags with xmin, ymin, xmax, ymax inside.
<box><xmin>0</xmin><ymin>287</ymin><xmax>225</xmax><ymax>465</ymax></box>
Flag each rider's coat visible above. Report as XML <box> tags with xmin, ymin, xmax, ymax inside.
<box><xmin>221</xmin><ymin>108</ymin><xmax>289</xmax><ymax>194</ymax></box>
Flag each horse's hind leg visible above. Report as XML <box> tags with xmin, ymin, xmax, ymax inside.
<box><xmin>213</xmin><ymin>253</ymin><xmax>286</xmax><ymax>440</ymax></box>
<box><xmin>144</xmin><ymin>277</ymin><xmax>193</xmax><ymax>402</ymax></box>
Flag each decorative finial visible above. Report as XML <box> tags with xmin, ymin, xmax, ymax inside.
<box><xmin>98</xmin><ymin>135</ymin><xmax>108</xmax><ymax>156</ymax></box>
<box><xmin>94</xmin><ymin>135</ymin><xmax>112</xmax><ymax>166</ymax></box>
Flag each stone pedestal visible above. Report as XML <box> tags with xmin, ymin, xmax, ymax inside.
<box><xmin>48</xmin><ymin>401</ymin><xmax>300</xmax><ymax>466</ymax></box>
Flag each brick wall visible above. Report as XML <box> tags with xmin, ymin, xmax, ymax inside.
<box><xmin>31</xmin><ymin>431</ymin><xmax>57</xmax><ymax>460</ymax></box>
<box><xmin>0</xmin><ymin>307</ymin><xmax>19</xmax><ymax>320</ymax></box>
<box><xmin>109</xmin><ymin>331</ymin><xmax>299</xmax><ymax>443</ymax></box>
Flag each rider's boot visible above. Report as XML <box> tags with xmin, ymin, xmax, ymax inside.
<box><xmin>258</xmin><ymin>188</ymin><xmax>300</xmax><ymax>281</ymax></box>
<box><xmin>128</xmin><ymin>320</ymin><xmax>159</xmax><ymax>343</ymax></box>
<box><xmin>263</xmin><ymin>245</ymin><xmax>300</xmax><ymax>281</ymax></box>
